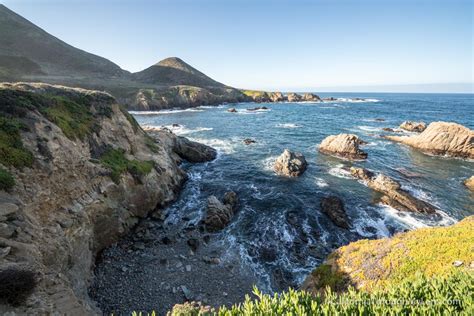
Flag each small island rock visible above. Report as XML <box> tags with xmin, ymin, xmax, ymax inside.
<box><xmin>319</xmin><ymin>134</ymin><xmax>368</xmax><ymax>160</ymax></box>
<box><xmin>274</xmin><ymin>149</ymin><xmax>307</xmax><ymax>177</ymax></box>
<box><xmin>399</xmin><ymin>121</ymin><xmax>427</xmax><ymax>132</ymax></box>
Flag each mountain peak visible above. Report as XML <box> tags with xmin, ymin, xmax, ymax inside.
<box><xmin>155</xmin><ymin>57</ymin><xmax>198</xmax><ymax>74</ymax></box>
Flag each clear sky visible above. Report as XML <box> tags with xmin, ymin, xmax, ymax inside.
<box><xmin>3</xmin><ymin>0</ymin><xmax>473</xmax><ymax>92</ymax></box>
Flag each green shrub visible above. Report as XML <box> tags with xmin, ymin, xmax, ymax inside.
<box><xmin>0</xmin><ymin>167</ymin><xmax>15</xmax><ymax>190</ymax></box>
<box><xmin>217</xmin><ymin>271</ymin><xmax>473</xmax><ymax>315</ymax></box>
<box><xmin>0</xmin><ymin>117</ymin><xmax>34</xmax><ymax>169</ymax></box>
<box><xmin>99</xmin><ymin>147</ymin><xmax>154</xmax><ymax>184</ymax></box>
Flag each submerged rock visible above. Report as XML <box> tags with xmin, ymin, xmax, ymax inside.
<box><xmin>384</xmin><ymin>122</ymin><xmax>474</xmax><ymax>159</ymax></box>
<box><xmin>464</xmin><ymin>176</ymin><xmax>474</xmax><ymax>191</ymax></box>
<box><xmin>320</xmin><ymin>196</ymin><xmax>350</xmax><ymax>229</ymax></box>
<box><xmin>247</xmin><ymin>106</ymin><xmax>268</xmax><ymax>111</ymax></box>
<box><xmin>399</xmin><ymin>121</ymin><xmax>426</xmax><ymax>132</ymax></box>
<box><xmin>350</xmin><ymin>167</ymin><xmax>436</xmax><ymax>214</ymax></box>
<box><xmin>274</xmin><ymin>149</ymin><xmax>307</xmax><ymax>177</ymax></box>
<box><xmin>319</xmin><ymin>134</ymin><xmax>368</xmax><ymax>160</ymax></box>
<box><xmin>382</xmin><ymin>127</ymin><xmax>395</xmax><ymax>132</ymax></box>
<box><xmin>203</xmin><ymin>192</ymin><xmax>238</xmax><ymax>231</ymax></box>
<box><xmin>243</xmin><ymin>138</ymin><xmax>256</xmax><ymax>145</ymax></box>
<box><xmin>227</xmin><ymin>107</ymin><xmax>237</xmax><ymax>113</ymax></box>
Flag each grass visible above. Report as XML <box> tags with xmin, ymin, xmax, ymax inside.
<box><xmin>99</xmin><ymin>147</ymin><xmax>154</xmax><ymax>184</ymax></box>
<box><xmin>241</xmin><ymin>89</ymin><xmax>269</xmax><ymax>98</ymax></box>
<box><xmin>0</xmin><ymin>167</ymin><xmax>15</xmax><ymax>191</ymax></box>
<box><xmin>306</xmin><ymin>216</ymin><xmax>474</xmax><ymax>292</ymax></box>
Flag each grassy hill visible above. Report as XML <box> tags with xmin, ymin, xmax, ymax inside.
<box><xmin>0</xmin><ymin>5</ymin><xmax>246</xmax><ymax>109</ymax></box>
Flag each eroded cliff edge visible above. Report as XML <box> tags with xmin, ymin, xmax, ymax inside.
<box><xmin>0</xmin><ymin>83</ymin><xmax>212</xmax><ymax>314</ymax></box>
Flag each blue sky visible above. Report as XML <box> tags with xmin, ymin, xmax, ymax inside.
<box><xmin>3</xmin><ymin>0</ymin><xmax>473</xmax><ymax>92</ymax></box>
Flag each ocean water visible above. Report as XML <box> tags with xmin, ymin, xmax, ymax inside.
<box><xmin>132</xmin><ymin>93</ymin><xmax>474</xmax><ymax>291</ymax></box>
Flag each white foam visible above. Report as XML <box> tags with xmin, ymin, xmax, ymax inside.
<box><xmin>276</xmin><ymin>123</ymin><xmax>302</xmax><ymax>129</ymax></box>
<box><xmin>262</xmin><ymin>156</ymin><xmax>278</xmax><ymax>172</ymax></box>
<box><xmin>130</xmin><ymin>108</ymin><xmax>204</xmax><ymax>115</ymax></box>
<box><xmin>377</xmin><ymin>204</ymin><xmax>428</xmax><ymax>229</ymax></box>
<box><xmin>189</xmin><ymin>137</ymin><xmax>235</xmax><ymax>154</ymax></box>
<box><xmin>358</xmin><ymin>125</ymin><xmax>381</xmax><ymax>132</ymax></box>
<box><xmin>142</xmin><ymin>124</ymin><xmax>212</xmax><ymax>136</ymax></box>
<box><xmin>197</xmin><ymin>104</ymin><xmax>225</xmax><ymax>109</ymax></box>
<box><xmin>328</xmin><ymin>164</ymin><xmax>352</xmax><ymax>179</ymax></box>
<box><xmin>331</xmin><ymin>98</ymin><xmax>380</xmax><ymax>103</ymax></box>
<box><xmin>315</xmin><ymin>177</ymin><xmax>329</xmax><ymax>187</ymax></box>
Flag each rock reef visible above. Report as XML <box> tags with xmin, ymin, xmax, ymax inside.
<box><xmin>319</xmin><ymin>134</ymin><xmax>368</xmax><ymax>160</ymax></box>
<box><xmin>399</xmin><ymin>121</ymin><xmax>426</xmax><ymax>132</ymax></box>
<box><xmin>274</xmin><ymin>149</ymin><xmax>307</xmax><ymax>177</ymax></box>
<box><xmin>384</xmin><ymin>122</ymin><xmax>474</xmax><ymax>159</ymax></box>
<box><xmin>350</xmin><ymin>167</ymin><xmax>436</xmax><ymax>214</ymax></box>
<box><xmin>320</xmin><ymin>196</ymin><xmax>350</xmax><ymax>229</ymax></box>
<box><xmin>203</xmin><ymin>192</ymin><xmax>238</xmax><ymax>231</ymax></box>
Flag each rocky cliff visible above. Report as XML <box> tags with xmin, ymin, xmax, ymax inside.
<box><xmin>0</xmin><ymin>83</ymin><xmax>213</xmax><ymax>314</ymax></box>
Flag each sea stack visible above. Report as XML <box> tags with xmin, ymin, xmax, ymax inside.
<box><xmin>274</xmin><ymin>149</ymin><xmax>307</xmax><ymax>177</ymax></box>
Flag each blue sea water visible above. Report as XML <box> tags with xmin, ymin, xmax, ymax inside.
<box><xmin>132</xmin><ymin>93</ymin><xmax>474</xmax><ymax>291</ymax></box>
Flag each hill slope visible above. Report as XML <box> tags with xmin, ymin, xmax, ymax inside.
<box><xmin>0</xmin><ymin>5</ymin><xmax>248</xmax><ymax>109</ymax></box>
<box><xmin>132</xmin><ymin>57</ymin><xmax>226</xmax><ymax>88</ymax></box>
<box><xmin>0</xmin><ymin>4</ymin><xmax>127</xmax><ymax>80</ymax></box>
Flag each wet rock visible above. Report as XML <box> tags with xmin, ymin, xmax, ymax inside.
<box><xmin>319</xmin><ymin>134</ymin><xmax>368</xmax><ymax>159</ymax></box>
<box><xmin>243</xmin><ymin>138</ymin><xmax>256</xmax><ymax>145</ymax></box>
<box><xmin>247</xmin><ymin>106</ymin><xmax>268</xmax><ymax>111</ymax></box>
<box><xmin>274</xmin><ymin>149</ymin><xmax>307</xmax><ymax>177</ymax></box>
<box><xmin>382</xmin><ymin>127</ymin><xmax>395</xmax><ymax>132</ymax></box>
<box><xmin>323</xmin><ymin>97</ymin><xmax>337</xmax><ymax>101</ymax></box>
<box><xmin>399</xmin><ymin>121</ymin><xmax>426</xmax><ymax>132</ymax></box>
<box><xmin>350</xmin><ymin>167</ymin><xmax>437</xmax><ymax>214</ymax></box>
<box><xmin>172</xmin><ymin>123</ymin><xmax>180</xmax><ymax>127</ymax></box>
<box><xmin>384</xmin><ymin>122</ymin><xmax>474</xmax><ymax>159</ymax></box>
<box><xmin>187</xmin><ymin>238</ymin><xmax>199</xmax><ymax>252</ymax></box>
<box><xmin>320</xmin><ymin>196</ymin><xmax>350</xmax><ymax>229</ymax></box>
<box><xmin>375</xmin><ymin>118</ymin><xmax>385</xmax><ymax>122</ymax></box>
<box><xmin>174</xmin><ymin>137</ymin><xmax>217</xmax><ymax>162</ymax></box>
<box><xmin>463</xmin><ymin>176</ymin><xmax>474</xmax><ymax>191</ymax></box>
<box><xmin>227</xmin><ymin>108</ymin><xmax>237</xmax><ymax>113</ymax></box>
<box><xmin>203</xmin><ymin>192</ymin><xmax>238</xmax><ymax>231</ymax></box>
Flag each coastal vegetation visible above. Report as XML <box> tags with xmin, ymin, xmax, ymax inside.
<box><xmin>99</xmin><ymin>147</ymin><xmax>155</xmax><ymax>184</ymax></box>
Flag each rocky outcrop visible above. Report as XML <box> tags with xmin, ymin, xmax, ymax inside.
<box><xmin>350</xmin><ymin>167</ymin><xmax>436</xmax><ymax>214</ymax></box>
<box><xmin>227</xmin><ymin>108</ymin><xmax>237</xmax><ymax>113</ymax></box>
<box><xmin>247</xmin><ymin>106</ymin><xmax>269</xmax><ymax>111</ymax></box>
<box><xmin>243</xmin><ymin>138</ymin><xmax>256</xmax><ymax>145</ymax></box>
<box><xmin>320</xmin><ymin>196</ymin><xmax>350</xmax><ymax>229</ymax></box>
<box><xmin>287</xmin><ymin>93</ymin><xmax>302</xmax><ymax>102</ymax></box>
<box><xmin>464</xmin><ymin>176</ymin><xmax>474</xmax><ymax>191</ymax></box>
<box><xmin>0</xmin><ymin>83</ymin><xmax>213</xmax><ymax>314</ymax></box>
<box><xmin>302</xmin><ymin>93</ymin><xmax>322</xmax><ymax>102</ymax></box>
<box><xmin>384</xmin><ymin>122</ymin><xmax>474</xmax><ymax>159</ymax></box>
<box><xmin>319</xmin><ymin>134</ymin><xmax>368</xmax><ymax>160</ymax></box>
<box><xmin>174</xmin><ymin>137</ymin><xmax>217</xmax><ymax>163</ymax></box>
<box><xmin>203</xmin><ymin>192</ymin><xmax>238</xmax><ymax>231</ymax></box>
<box><xmin>274</xmin><ymin>149</ymin><xmax>307</xmax><ymax>177</ymax></box>
<box><xmin>270</xmin><ymin>92</ymin><xmax>285</xmax><ymax>102</ymax></box>
<box><xmin>399</xmin><ymin>121</ymin><xmax>426</xmax><ymax>132</ymax></box>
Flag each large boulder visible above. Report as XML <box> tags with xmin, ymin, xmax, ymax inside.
<box><xmin>274</xmin><ymin>149</ymin><xmax>307</xmax><ymax>177</ymax></box>
<box><xmin>174</xmin><ymin>137</ymin><xmax>217</xmax><ymax>162</ymax></box>
<box><xmin>287</xmin><ymin>93</ymin><xmax>302</xmax><ymax>102</ymax></box>
<box><xmin>320</xmin><ymin>196</ymin><xmax>350</xmax><ymax>229</ymax></box>
<box><xmin>319</xmin><ymin>134</ymin><xmax>368</xmax><ymax>160</ymax></box>
<box><xmin>384</xmin><ymin>122</ymin><xmax>474</xmax><ymax>159</ymax></box>
<box><xmin>464</xmin><ymin>176</ymin><xmax>474</xmax><ymax>191</ymax></box>
<box><xmin>203</xmin><ymin>192</ymin><xmax>238</xmax><ymax>231</ymax></box>
<box><xmin>302</xmin><ymin>93</ymin><xmax>322</xmax><ymax>102</ymax></box>
<box><xmin>399</xmin><ymin>121</ymin><xmax>426</xmax><ymax>132</ymax></box>
<box><xmin>350</xmin><ymin>167</ymin><xmax>436</xmax><ymax>214</ymax></box>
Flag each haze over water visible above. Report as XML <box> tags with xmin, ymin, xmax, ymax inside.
<box><xmin>132</xmin><ymin>93</ymin><xmax>474</xmax><ymax>290</ymax></box>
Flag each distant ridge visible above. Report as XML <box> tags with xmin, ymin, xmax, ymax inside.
<box><xmin>0</xmin><ymin>4</ymin><xmax>127</xmax><ymax>79</ymax></box>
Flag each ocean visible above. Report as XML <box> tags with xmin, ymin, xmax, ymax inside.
<box><xmin>131</xmin><ymin>93</ymin><xmax>474</xmax><ymax>291</ymax></box>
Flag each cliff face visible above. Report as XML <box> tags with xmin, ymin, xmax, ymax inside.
<box><xmin>0</xmin><ymin>83</ymin><xmax>199</xmax><ymax>314</ymax></box>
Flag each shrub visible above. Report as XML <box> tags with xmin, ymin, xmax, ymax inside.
<box><xmin>0</xmin><ymin>117</ymin><xmax>34</xmax><ymax>169</ymax></box>
<box><xmin>99</xmin><ymin>147</ymin><xmax>155</xmax><ymax>184</ymax></box>
<box><xmin>0</xmin><ymin>167</ymin><xmax>15</xmax><ymax>190</ymax></box>
<box><xmin>217</xmin><ymin>271</ymin><xmax>473</xmax><ymax>315</ymax></box>
<box><xmin>0</xmin><ymin>269</ymin><xmax>37</xmax><ymax>306</ymax></box>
